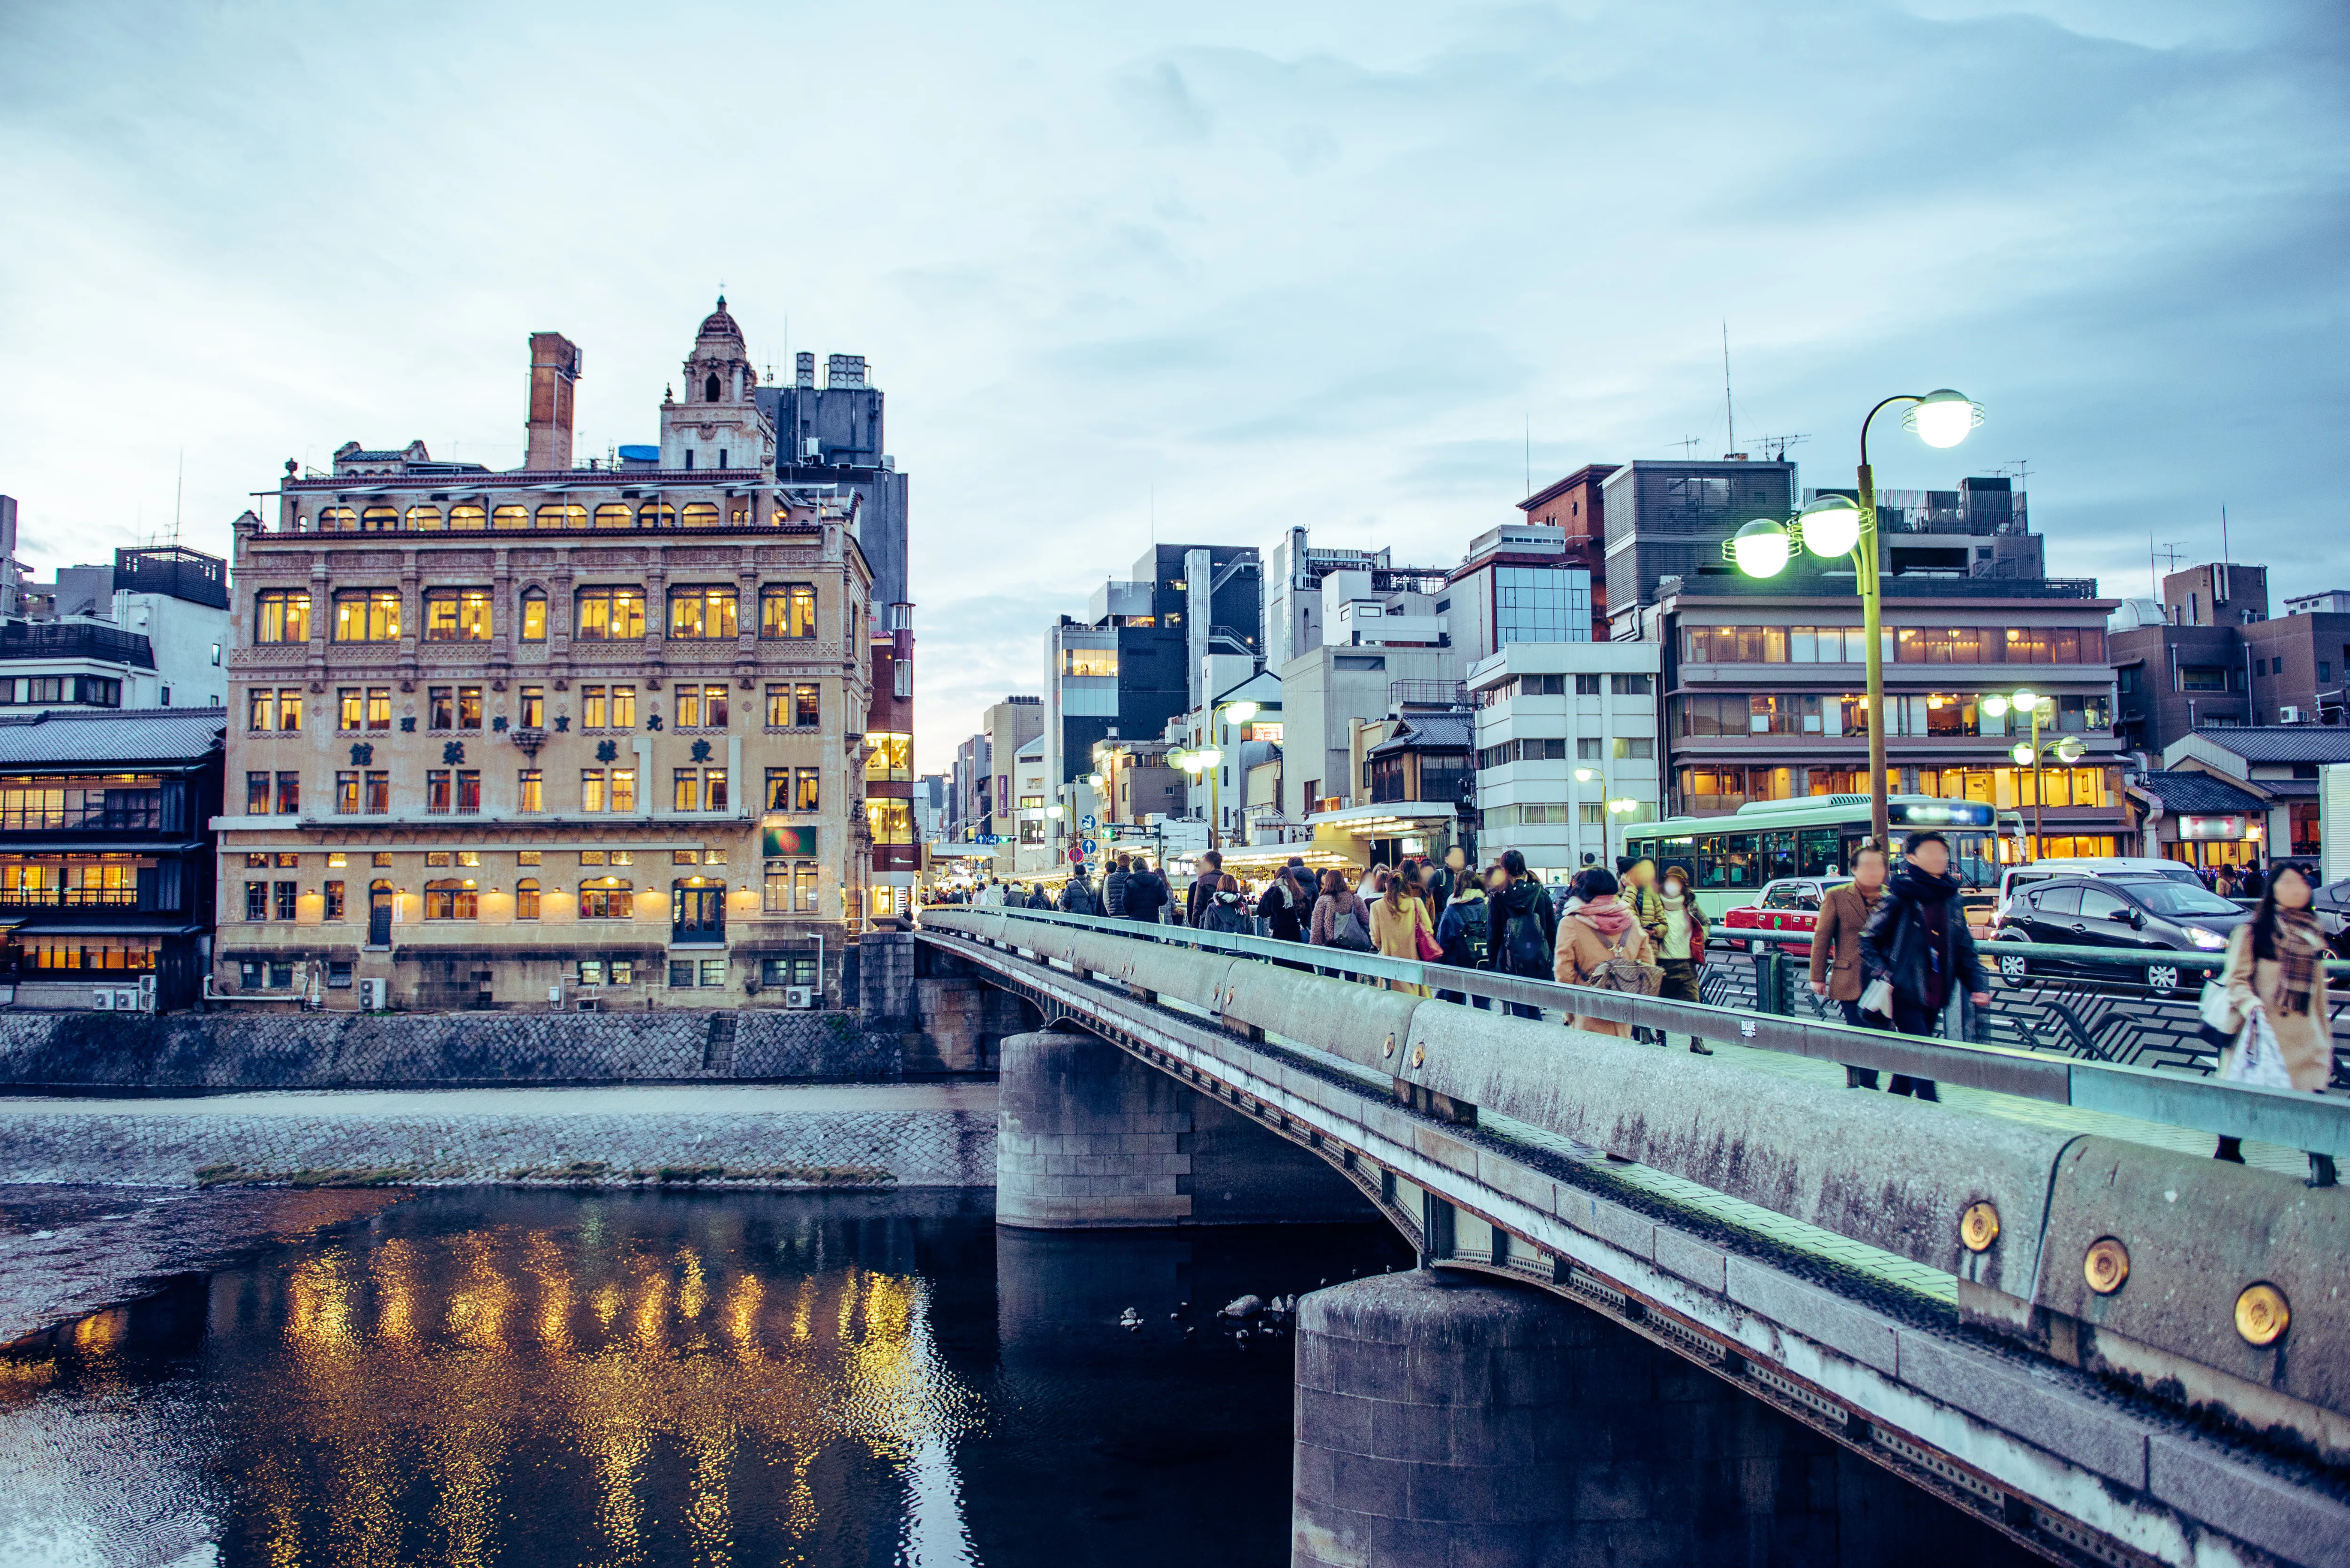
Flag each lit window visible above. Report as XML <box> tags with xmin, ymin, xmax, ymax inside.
<box><xmin>332</xmin><ymin>589</ymin><xmax>402</xmax><ymax>642</ymax></box>
<box><xmin>517</xmin><ymin>769</ymin><xmax>543</xmax><ymax>812</ymax></box>
<box><xmin>423</xmin><ymin>879</ymin><xmax>478</xmax><ymax>919</ymax></box>
<box><xmin>682</xmin><ymin>501</ymin><xmax>720</xmax><ymax>528</ymax></box>
<box><xmin>516</xmin><ymin>879</ymin><xmax>540</xmax><ymax>919</ymax></box>
<box><xmin>404</xmin><ymin>505</ymin><xmax>443</xmax><ymax>530</ymax></box>
<box><xmin>491</xmin><ymin>505</ymin><xmax>528</xmax><ymax>530</ymax></box>
<box><xmin>423</xmin><ymin>588</ymin><xmax>493</xmax><ymax>641</ymax></box>
<box><xmin>519</xmin><ymin>589</ymin><xmax>548</xmax><ymax>641</ymax></box>
<box><xmin>575</xmin><ymin>587</ymin><xmax>646</xmax><ymax>640</ymax></box>
<box><xmin>449</xmin><ymin>504</ymin><xmax>486</xmax><ymax>531</ymax></box>
<box><xmin>760</xmin><ymin>585</ymin><xmax>819</xmax><ymax>639</ymax></box>
<box><xmin>668</xmin><ymin>586</ymin><xmax>738</xmax><ymax>639</ymax></box>
<box><xmin>254</xmin><ymin>590</ymin><xmax>311</xmax><ymax>644</ymax></box>
<box><xmin>676</xmin><ymin>685</ymin><xmax>728</xmax><ymax>728</ymax></box>
<box><xmin>535</xmin><ymin>502</ymin><xmax>587</xmax><ymax>530</ymax></box>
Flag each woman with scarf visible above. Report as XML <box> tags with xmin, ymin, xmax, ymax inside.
<box><xmin>1552</xmin><ymin>866</ymin><xmax>1653</xmax><ymax>1038</ymax></box>
<box><xmin>2215</xmin><ymin>862</ymin><xmax>2334</xmax><ymax>1165</ymax></box>
<box><xmin>1653</xmin><ymin>867</ymin><xmax>1713</xmax><ymax>1054</ymax></box>
<box><xmin>1257</xmin><ymin>864</ymin><xmax>1309</xmax><ymax>943</ymax></box>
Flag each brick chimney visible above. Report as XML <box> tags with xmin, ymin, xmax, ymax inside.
<box><xmin>525</xmin><ymin>332</ymin><xmax>582</xmax><ymax>470</ymax></box>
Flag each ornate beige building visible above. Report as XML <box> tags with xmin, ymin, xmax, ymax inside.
<box><xmin>217</xmin><ymin>303</ymin><xmax>877</xmax><ymax>1009</ymax></box>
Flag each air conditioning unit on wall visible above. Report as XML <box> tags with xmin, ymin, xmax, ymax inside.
<box><xmin>358</xmin><ymin>977</ymin><xmax>388</xmax><ymax>1011</ymax></box>
<box><xmin>2280</xmin><ymin>706</ymin><xmax>2303</xmax><ymax>724</ymax></box>
<box><xmin>784</xmin><ymin>986</ymin><xmax>816</xmax><ymax>1009</ymax></box>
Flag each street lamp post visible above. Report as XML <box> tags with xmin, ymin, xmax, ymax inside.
<box><xmin>1727</xmin><ymin>389</ymin><xmax>1983</xmax><ymax>850</ymax></box>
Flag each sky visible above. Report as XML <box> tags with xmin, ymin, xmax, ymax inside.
<box><xmin>2</xmin><ymin>0</ymin><xmax>2345</xmax><ymax>767</ymax></box>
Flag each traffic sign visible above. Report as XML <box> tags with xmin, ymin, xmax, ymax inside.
<box><xmin>1081</xmin><ymin>838</ymin><xmax>1098</xmax><ymax>855</ymax></box>
<box><xmin>1081</xmin><ymin>814</ymin><xmax>1097</xmax><ymax>830</ymax></box>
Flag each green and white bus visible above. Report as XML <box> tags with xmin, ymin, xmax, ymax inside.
<box><xmin>1622</xmin><ymin>794</ymin><xmax>2013</xmax><ymax>918</ymax></box>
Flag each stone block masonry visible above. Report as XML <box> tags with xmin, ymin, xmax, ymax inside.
<box><xmin>0</xmin><ymin>1084</ymin><xmax>997</xmax><ymax>1191</ymax></box>
<box><xmin>0</xmin><ymin>1008</ymin><xmax>906</xmax><ymax>1092</ymax></box>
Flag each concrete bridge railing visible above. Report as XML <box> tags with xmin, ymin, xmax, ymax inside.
<box><xmin>922</xmin><ymin>905</ymin><xmax>2350</xmax><ymax>1566</ymax></box>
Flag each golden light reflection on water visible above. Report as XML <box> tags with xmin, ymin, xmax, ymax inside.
<box><xmin>227</xmin><ymin>1206</ymin><xmax>979</xmax><ymax>1566</ymax></box>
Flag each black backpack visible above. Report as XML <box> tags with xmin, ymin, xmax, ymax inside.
<box><xmin>1502</xmin><ymin>905</ymin><xmax>1550</xmax><ymax>977</ymax></box>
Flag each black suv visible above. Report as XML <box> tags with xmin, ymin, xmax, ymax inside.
<box><xmin>1992</xmin><ymin>873</ymin><xmax>2250</xmax><ymax>993</ymax></box>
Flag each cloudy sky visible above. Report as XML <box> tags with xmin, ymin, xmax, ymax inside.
<box><xmin>2</xmin><ymin>0</ymin><xmax>2343</xmax><ymax>763</ymax></box>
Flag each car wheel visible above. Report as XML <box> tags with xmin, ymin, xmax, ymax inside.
<box><xmin>1997</xmin><ymin>952</ymin><xmax>2029</xmax><ymax>981</ymax></box>
<box><xmin>2146</xmin><ymin>963</ymin><xmax>2181</xmax><ymax>996</ymax></box>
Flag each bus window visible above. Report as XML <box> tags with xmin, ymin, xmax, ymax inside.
<box><xmin>1951</xmin><ymin>832</ymin><xmax>1997</xmax><ymax>887</ymax></box>
<box><xmin>1762</xmin><ymin>830</ymin><xmax>1797</xmax><ymax>883</ymax></box>
<box><xmin>1697</xmin><ymin>834</ymin><xmax>1723</xmax><ymax>887</ymax></box>
<box><xmin>1798</xmin><ymin>828</ymin><xmax>1840</xmax><ymax>877</ymax></box>
<box><xmin>1719</xmin><ymin>833</ymin><xmax>1755</xmax><ymax>888</ymax></box>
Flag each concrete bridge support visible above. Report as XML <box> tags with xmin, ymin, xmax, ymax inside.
<box><xmin>996</xmin><ymin>1026</ymin><xmax>1372</xmax><ymax>1229</ymax></box>
<box><xmin>1293</xmin><ymin>1270</ymin><xmax>1585</xmax><ymax>1567</ymax></box>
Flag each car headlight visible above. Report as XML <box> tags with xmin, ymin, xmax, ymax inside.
<box><xmin>2187</xmin><ymin>926</ymin><xmax>2228</xmax><ymax>950</ymax></box>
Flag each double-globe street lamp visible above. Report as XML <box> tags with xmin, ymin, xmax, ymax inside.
<box><xmin>1727</xmin><ymin>389</ymin><xmax>1984</xmax><ymax>850</ymax></box>
<box><xmin>1170</xmin><ymin>698</ymin><xmax>1259</xmax><ymax>851</ymax></box>
<box><xmin>1572</xmin><ymin>765</ymin><xmax>1643</xmax><ymax>868</ymax></box>
<box><xmin>1982</xmin><ymin>689</ymin><xmax>2084</xmax><ymax>862</ymax></box>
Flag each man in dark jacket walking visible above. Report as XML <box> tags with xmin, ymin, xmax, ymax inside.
<box><xmin>1484</xmin><ymin>851</ymin><xmax>1557</xmax><ymax>1017</ymax></box>
<box><xmin>1103</xmin><ymin>856</ymin><xmax>1130</xmax><ymax>917</ymax></box>
<box><xmin>1122</xmin><ymin>859</ymin><xmax>1169</xmax><ymax>925</ymax></box>
<box><xmin>1058</xmin><ymin>867</ymin><xmax>1098</xmax><ymax>916</ymax></box>
<box><xmin>1856</xmin><ymin>831</ymin><xmax>1990</xmax><ymax>1101</ymax></box>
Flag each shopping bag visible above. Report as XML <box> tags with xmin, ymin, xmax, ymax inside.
<box><xmin>2222</xmin><ymin>1006</ymin><xmax>2295</xmax><ymax>1091</ymax></box>
<box><xmin>1858</xmin><ymin>978</ymin><xmax>1895</xmax><ymax>1018</ymax></box>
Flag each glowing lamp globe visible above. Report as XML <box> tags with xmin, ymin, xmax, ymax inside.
<box><xmin>1224</xmin><ymin>701</ymin><xmax>1259</xmax><ymax>725</ymax></box>
<box><xmin>1796</xmin><ymin>495</ymin><xmax>1864</xmax><ymax>558</ymax></box>
<box><xmin>2055</xmin><ymin>735</ymin><xmax>2087</xmax><ymax>763</ymax></box>
<box><xmin>1981</xmin><ymin>695</ymin><xmax>2010</xmax><ymax>719</ymax></box>
<box><xmin>2011</xmin><ymin>744</ymin><xmax>2035</xmax><ymax>765</ymax></box>
<box><xmin>1730</xmin><ymin>518</ymin><xmax>1792</xmax><ymax>578</ymax></box>
<box><xmin>2011</xmin><ymin>689</ymin><xmax>2042</xmax><ymax>714</ymax></box>
<box><xmin>1906</xmin><ymin>389</ymin><xmax>1983</xmax><ymax>450</ymax></box>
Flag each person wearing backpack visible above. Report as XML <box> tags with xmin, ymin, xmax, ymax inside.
<box><xmin>1309</xmin><ymin>868</ymin><xmax>1375</xmax><ymax>952</ymax></box>
<box><xmin>1483</xmin><ymin>852</ymin><xmax>1557</xmax><ymax>1013</ymax></box>
<box><xmin>1553</xmin><ymin>867</ymin><xmax>1658</xmax><ymax>1038</ymax></box>
<box><xmin>1256</xmin><ymin>864</ymin><xmax>1308</xmax><ymax>943</ymax></box>
<box><xmin>1058</xmin><ymin>866</ymin><xmax>1098</xmax><ymax>917</ymax></box>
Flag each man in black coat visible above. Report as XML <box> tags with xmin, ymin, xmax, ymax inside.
<box><xmin>1122</xmin><ymin>859</ymin><xmax>1169</xmax><ymax>925</ymax></box>
<box><xmin>1856</xmin><ymin>831</ymin><xmax>1990</xmax><ymax>1102</ymax></box>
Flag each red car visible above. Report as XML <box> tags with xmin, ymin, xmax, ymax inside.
<box><xmin>1720</xmin><ymin>876</ymin><xmax>1854</xmax><ymax>954</ymax></box>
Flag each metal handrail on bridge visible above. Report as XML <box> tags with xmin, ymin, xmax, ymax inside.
<box><xmin>931</xmin><ymin>905</ymin><xmax>2350</xmax><ymax>1169</ymax></box>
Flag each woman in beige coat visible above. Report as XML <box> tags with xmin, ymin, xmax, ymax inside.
<box><xmin>2216</xmin><ymin>861</ymin><xmax>2334</xmax><ymax>1164</ymax></box>
<box><xmin>1552</xmin><ymin>867</ymin><xmax>1654</xmax><ymax>1038</ymax></box>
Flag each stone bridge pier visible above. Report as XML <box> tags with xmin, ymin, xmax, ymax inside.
<box><xmin>995</xmin><ymin>1025</ymin><xmax>1373</xmax><ymax>1229</ymax></box>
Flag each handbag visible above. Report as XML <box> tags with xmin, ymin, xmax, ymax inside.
<box><xmin>2222</xmin><ymin>1005</ymin><xmax>2295</xmax><ymax>1091</ymax></box>
<box><xmin>1584</xmin><ymin>928</ymin><xmax>1663</xmax><ymax>997</ymax></box>
<box><xmin>1330</xmin><ymin>902</ymin><xmax>1375</xmax><ymax>952</ymax></box>
<box><xmin>1414</xmin><ymin>916</ymin><xmax>1444</xmax><ymax>963</ymax></box>
<box><xmin>2196</xmin><ymin>979</ymin><xmax>2244</xmax><ymax>1051</ymax></box>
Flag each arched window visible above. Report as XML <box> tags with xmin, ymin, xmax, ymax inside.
<box><xmin>593</xmin><ymin>503</ymin><xmax>632</xmax><ymax>530</ymax></box>
<box><xmin>705</xmin><ymin>372</ymin><xmax>721</xmax><ymax>403</ymax></box>
<box><xmin>681</xmin><ymin>501</ymin><xmax>720</xmax><ymax>528</ymax></box>
<box><xmin>638</xmin><ymin>502</ymin><xmax>676</xmax><ymax>529</ymax></box>
<box><xmin>423</xmin><ymin>878</ymin><xmax>478</xmax><ymax>920</ymax></box>
<box><xmin>315</xmin><ymin>506</ymin><xmax>355</xmax><ymax>531</ymax></box>
<box><xmin>491</xmin><ymin>505</ymin><xmax>528</xmax><ymax>530</ymax></box>
<box><xmin>519</xmin><ymin>588</ymin><xmax>548</xmax><ymax>641</ymax></box>
<box><xmin>404</xmin><ymin>506</ymin><xmax>443</xmax><ymax>530</ymax></box>
<box><xmin>578</xmin><ymin>878</ymin><xmax>633</xmax><ymax>919</ymax></box>
<box><xmin>515</xmin><ymin>879</ymin><xmax>540</xmax><ymax>920</ymax></box>
<box><xmin>536</xmin><ymin>501</ymin><xmax>587</xmax><ymax>530</ymax></box>
<box><xmin>360</xmin><ymin>505</ymin><xmax>398</xmax><ymax>532</ymax></box>
<box><xmin>449</xmin><ymin>504</ymin><xmax>487</xmax><ymax>530</ymax></box>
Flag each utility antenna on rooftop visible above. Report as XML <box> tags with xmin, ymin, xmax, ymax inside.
<box><xmin>1674</xmin><ymin>436</ymin><xmax>1703</xmax><ymax>459</ymax></box>
<box><xmin>2151</xmin><ymin>537</ymin><xmax>2188</xmax><ymax>597</ymax></box>
<box><xmin>172</xmin><ymin>449</ymin><xmax>184</xmax><ymax>547</ymax></box>
<box><xmin>1754</xmin><ymin>434</ymin><xmax>1809</xmax><ymax>463</ymax></box>
<box><xmin>1722</xmin><ymin>321</ymin><xmax>1734</xmax><ymax>457</ymax></box>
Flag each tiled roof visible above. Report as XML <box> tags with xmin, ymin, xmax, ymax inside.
<box><xmin>2188</xmin><ymin>726</ymin><xmax>2350</xmax><ymax>764</ymax></box>
<box><xmin>0</xmin><ymin>708</ymin><xmax>224</xmax><ymax>768</ymax></box>
<box><xmin>2135</xmin><ymin>770</ymin><xmax>2267</xmax><ymax>815</ymax></box>
<box><xmin>1370</xmin><ymin>711</ymin><xmax>1474</xmax><ymax>756</ymax></box>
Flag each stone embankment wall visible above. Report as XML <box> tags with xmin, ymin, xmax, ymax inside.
<box><xmin>0</xmin><ymin>1009</ymin><xmax>907</xmax><ymax>1092</ymax></box>
<box><xmin>0</xmin><ymin>1085</ymin><xmax>999</xmax><ymax>1190</ymax></box>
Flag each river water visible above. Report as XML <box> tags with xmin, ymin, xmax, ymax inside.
<box><xmin>0</xmin><ymin>1189</ymin><xmax>2035</xmax><ymax>1566</ymax></box>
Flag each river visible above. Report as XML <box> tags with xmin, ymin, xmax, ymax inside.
<box><xmin>0</xmin><ymin>1188</ymin><xmax>2037</xmax><ymax>1565</ymax></box>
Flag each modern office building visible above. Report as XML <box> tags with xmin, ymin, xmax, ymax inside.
<box><xmin>1444</xmin><ymin>522</ymin><xmax>1595</xmax><ymax>660</ymax></box>
<box><xmin>2</xmin><ymin>546</ymin><xmax>231</xmax><ymax>713</ymax></box>
<box><xmin>0</xmin><ymin>706</ymin><xmax>224</xmax><ymax>1010</ymax></box>
<box><xmin>2110</xmin><ymin>564</ymin><xmax>2350</xmax><ymax>751</ymax></box>
<box><xmin>1043</xmin><ymin>543</ymin><xmax>1261</xmax><ymax>796</ymax></box>
<box><xmin>1511</xmin><ymin>464</ymin><xmax>1615</xmax><ymax>634</ymax></box>
<box><xmin>218</xmin><ymin>302</ymin><xmax>881</xmax><ymax>1009</ymax></box>
<box><xmin>1650</xmin><ymin>574</ymin><xmax>2127</xmax><ymax>858</ymax></box>
<box><xmin>1601</xmin><ymin>459</ymin><xmax>1800</xmax><ymax>635</ymax></box>
<box><xmin>1469</xmin><ymin>641</ymin><xmax>1662</xmax><ymax>881</ymax></box>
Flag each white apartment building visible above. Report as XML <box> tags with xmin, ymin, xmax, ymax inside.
<box><xmin>1469</xmin><ymin>640</ymin><xmax>1662</xmax><ymax>881</ymax></box>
